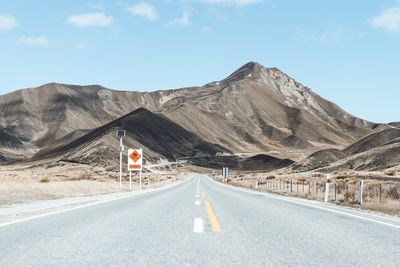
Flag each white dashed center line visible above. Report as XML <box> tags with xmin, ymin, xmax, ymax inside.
<box><xmin>193</xmin><ymin>218</ymin><xmax>204</xmax><ymax>233</ymax></box>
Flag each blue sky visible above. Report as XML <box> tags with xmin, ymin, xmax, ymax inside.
<box><xmin>0</xmin><ymin>0</ymin><xmax>399</xmax><ymax>123</ymax></box>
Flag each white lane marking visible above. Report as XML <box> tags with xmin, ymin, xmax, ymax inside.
<box><xmin>196</xmin><ymin>178</ymin><xmax>200</xmax><ymax>194</ymax></box>
<box><xmin>193</xmin><ymin>218</ymin><xmax>204</xmax><ymax>233</ymax></box>
<box><xmin>195</xmin><ymin>200</ymin><xmax>202</xmax><ymax>206</ymax></box>
<box><xmin>206</xmin><ymin>176</ymin><xmax>400</xmax><ymax>230</ymax></box>
<box><xmin>0</xmin><ymin>176</ymin><xmax>194</xmax><ymax>228</ymax></box>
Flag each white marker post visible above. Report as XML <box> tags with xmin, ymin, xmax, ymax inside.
<box><xmin>222</xmin><ymin>167</ymin><xmax>229</xmax><ymax>183</ymax></box>
<box><xmin>128</xmin><ymin>148</ymin><xmax>143</xmax><ymax>191</ymax></box>
<box><xmin>117</xmin><ymin>130</ymin><xmax>126</xmax><ymax>190</ymax></box>
<box><xmin>360</xmin><ymin>180</ymin><xmax>364</xmax><ymax>205</ymax></box>
<box><xmin>324</xmin><ymin>175</ymin><xmax>331</xmax><ymax>204</ymax></box>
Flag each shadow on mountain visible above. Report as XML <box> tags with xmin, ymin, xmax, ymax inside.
<box><xmin>33</xmin><ymin>108</ymin><xmax>228</xmax><ymax>164</ymax></box>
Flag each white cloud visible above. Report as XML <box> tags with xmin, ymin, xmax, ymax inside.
<box><xmin>67</xmin><ymin>12</ymin><xmax>114</xmax><ymax>27</ymax></box>
<box><xmin>369</xmin><ymin>6</ymin><xmax>400</xmax><ymax>34</ymax></box>
<box><xmin>198</xmin><ymin>0</ymin><xmax>262</xmax><ymax>7</ymax></box>
<box><xmin>168</xmin><ymin>11</ymin><xmax>191</xmax><ymax>27</ymax></box>
<box><xmin>0</xmin><ymin>15</ymin><xmax>17</xmax><ymax>31</ymax></box>
<box><xmin>128</xmin><ymin>2</ymin><xmax>158</xmax><ymax>21</ymax></box>
<box><xmin>17</xmin><ymin>36</ymin><xmax>49</xmax><ymax>47</ymax></box>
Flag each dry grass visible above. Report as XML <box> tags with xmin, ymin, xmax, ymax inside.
<box><xmin>227</xmin><ymin>174</ymin><xmax>400</xmax><ymax>215</ymax></box>
<box><xmin>68</xmin><ymin>172</ymin><xmax>95</xmax><ymax>181</ymax></box>
<box><xmin>0</xmin><ymin>161</ymin><xmax>187</xmax><ymax>206</ymax></box>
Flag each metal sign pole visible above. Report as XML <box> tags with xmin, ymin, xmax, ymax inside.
<box><xmin>117</xmin><ymin>129</ymin><xmax>125</xmax><ymax>190</ymax></box>
<box><xmin>139</xmin><ymin>170</ymin><xmax>142</xmax><ymax>191</ymax></box>
<box><xmin>129</xmin><ymin>171</ymin><xmax>132</xmax><ymax>192</ymax></box>
<box><xmin>119</xmin><ymin>137</ymin><xmax>123</xmax><ymax>190</ymax></box>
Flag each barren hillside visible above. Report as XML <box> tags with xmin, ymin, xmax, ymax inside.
<box><xmin>0</xmin><ymin>62</ymin><xmax>383</xmax><ymax>163</ymax></box>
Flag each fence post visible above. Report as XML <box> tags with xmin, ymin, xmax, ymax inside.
<box><xmin>379</xmin><ymin>184</ymin><xmax>382</xmax><ymax>203</ymax></box>
<box><xmin>290</xmin><ymin>181</ymin><xmax>293</xmax><ymax>192</ymax></box>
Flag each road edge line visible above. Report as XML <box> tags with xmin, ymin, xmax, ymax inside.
<box><xmin>206</xmin><ymin>175</ymin><xmax>400</xmax><ymax>229</ymax></box>
<box><xmin>0</xmin><ymin>176</ymin><xmax>193</xmax><ymax>228</ymax></box>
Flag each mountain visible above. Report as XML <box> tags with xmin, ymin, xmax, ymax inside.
<box><xmin>33</xmin><ymin>108</ymin><xmax>226</xmax><ymax>167</ymax></box>
<box><xmin>290</xmin><ymin>128</ymin><xmax>400</xmax><ymax>173</ymax></box>
<box><xmin>291</xmin><ymin>149</ymin><xmax>348</xmax><ymax>172</ymax></box>
<box><xmin>318</xmin><ymin>143</ymin><xmax>400</xmax><ymax>172</ymax></box>
<box><xmin>0</xmin><ymin>62</ymin><xmax>384</xmax><ymax>163</ymax></box>
<box><xmin>343</xmin><ymin>128</ymin><xmax>400</xmax><ymax>155</ymax></box>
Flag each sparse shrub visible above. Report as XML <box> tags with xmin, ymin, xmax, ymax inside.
<box><xmin>386</xmin><ymin>186</ymin><xmax>400</xmax><ymax>200</ymax></box>
<box><xmin>336</xmin><ymin>173</ymin><xmax>348</xmax><ymax>179</ymax></box>
<box><xmin>312</xmin><ymin>173</ymin><xmax>323</xmax><ymax>178</ymax></box>
<box><xmin>266</xmin><ymin>175</ymin><xmax>275</xmax><ymax>180</ymax></box>
<box><xmin>38</xmin><ymin>176</ymin><xmax>51</xmax><ymax>183</ymax></box>
<box><xmin>384</xmin><ymin>169</ymin><xmax>396</xmax><ymax>176</ymax></box>
<box><xmin>344</xmin><ymin>191</ymin><xmax>356</xmax><ymax>202</ymax></box>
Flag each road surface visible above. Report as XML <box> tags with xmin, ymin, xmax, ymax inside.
<box><xmin>1</xmin><ymin>174</ymin><xmax>400</xmax><ymax>266</ymax></box>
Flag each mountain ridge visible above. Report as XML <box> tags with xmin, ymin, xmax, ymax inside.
<box><xmin>0</xmin><ymin>62</ymin><xmax>386</xmax><ymax>163</ymax></box>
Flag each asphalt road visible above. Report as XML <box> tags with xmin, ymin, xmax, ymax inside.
<box><xmin>1</xmin><ymin>174</ymin><xmax>400</xmax><ymax>266</ymax></box>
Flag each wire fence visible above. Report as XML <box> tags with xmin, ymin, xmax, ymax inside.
<box><xmin>231</xmin><ymin>177</ymin><xmax>400</xmax><ymax>212</ymax></box>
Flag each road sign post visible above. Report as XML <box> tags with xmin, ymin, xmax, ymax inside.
<box><xmin>140</xmin><ymin>171</ymin><xmax>142</xmax><ymax>191</ymax></box>
<box><xmin>128</xmin><ymin>148</ymin><xmax>143</xmax><ymax>191</ymax></box>
<box><xmin>129</xmin><ymin>171</ymin><xmax>132</xmax><ymax>191</ymax></box>
<box><xmin>117</xmin><ymin>130</ymin><xmax>126</xmax><ymax>190</ymax></box>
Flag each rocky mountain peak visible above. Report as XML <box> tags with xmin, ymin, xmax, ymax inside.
<box><xmin>217</xmin><ymin>61</ymin><xmax>265</xmax><ymax>84</ymax></box>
